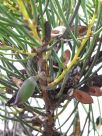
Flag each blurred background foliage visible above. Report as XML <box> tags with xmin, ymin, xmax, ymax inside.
<box><xmin>0</xmin><ymin>0</ymin><xmax>102</xmax><ymax>136</ymax></box>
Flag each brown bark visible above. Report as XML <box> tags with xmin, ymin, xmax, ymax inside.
<box><xmin>38</xmin><ymin>55</ymin><xmax>54</xmax><ymax>136</ymax></box>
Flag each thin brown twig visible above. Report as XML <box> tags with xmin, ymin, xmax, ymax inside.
<box><xmin>37</xmin><ymin>54</ymin><xmax>54</xmax><ymax>136</ymax></box>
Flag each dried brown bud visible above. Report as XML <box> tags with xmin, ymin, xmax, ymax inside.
<box><xmin>73</xmin><ymin>90</ymin><xmax>93</xmax><ymax>104</ymax></box>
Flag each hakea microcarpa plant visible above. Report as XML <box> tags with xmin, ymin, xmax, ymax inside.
<box><xmin>0</xmin><ymin>0</ymin><xmax>102</xmax><ymax>136</ymax></box>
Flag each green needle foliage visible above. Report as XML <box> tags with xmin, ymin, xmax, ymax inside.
<box><xmin>0</xmin><ymin>0</ymin><xmax>102</xmax><ymax>136</ymax></box>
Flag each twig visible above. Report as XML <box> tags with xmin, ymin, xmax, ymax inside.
<box><xmin>37</xmin><ymin>55</ymin><xmax>54</xmax><ymax>136</ymax></box>
<box><xmin>48</xmin><ymin>13</ymin><xmax>96</xmax><ymax>88</ymax></box>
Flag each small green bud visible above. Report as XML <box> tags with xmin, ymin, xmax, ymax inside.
<box><xmin>14</xmin><ymin>77</ymin><xmax>37</xmax><ymax>105</ymax></box>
